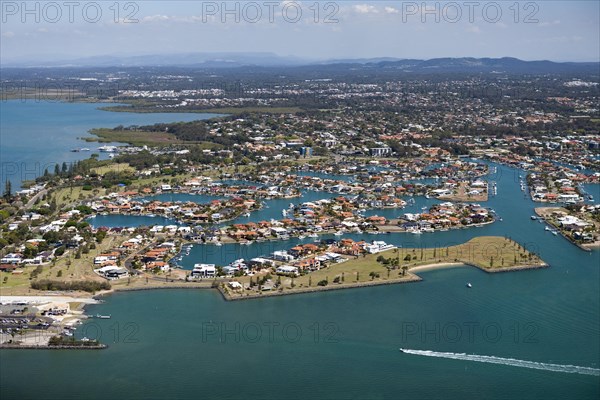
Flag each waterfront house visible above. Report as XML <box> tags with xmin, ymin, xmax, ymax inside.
<box><xmin>191</xmin><ymin>264</ymin><xmax>216</xmax><ymax>278</ymax></box>
<box><xmin>271</xmin><ymin>251</ymin><xmax>295</xmax><ymax>262</ymax></box>
<box><xmin>96</xmin><ymin>265</ymin><xmax>129</xmax><ymax>280</ymax></box>
<box><xmin>276</xmin><ymin>265</ymin><xmax>299</xmax><ymax>276</ymax></box>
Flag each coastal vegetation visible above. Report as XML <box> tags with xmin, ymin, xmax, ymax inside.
<box><xmin>30</xmin><ymin>279</ymin><xmax>111</xmax><ymax>293</ymax></box>
<box><xmin>87</xmin><ymin>129</ymin><xmax>228</xmax><ymax>148</ymax></box>
<box><xmin>48</xmin><ymin>335</ymin><xmax>102</xmax><ymax>347</ymax></box>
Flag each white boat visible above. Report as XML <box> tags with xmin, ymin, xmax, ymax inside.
<box><xmin>530</xmin><ymin>216</ymin><xmax>537</xmax><ymax>220</ymax></box>
<box><xmin>466</xmin><ymin>283</ymin><xmax>472</xmax><ymax>288</ymax></box>
<box><xmin>410</xmin><ymin>230</ymin><xmax>422</xmax><ymax>235</ymax></box>
<box><xmin>298</xmin><ymin>235</ymin><xmax>306</xmax><ymax>240</ymax></box>
<box><xmin>552</xmin><ymin>231</ymin><xmax>558</xmax><ymax>236</ymax></box>
<box><xmin>215</xmin><ymin>242</ymin><xmax>223</xmax><ymax>246</ymax></box>
<box><xmin>334</xmin><ymin>231</ymin><xmax>344</xmax><ymax>236</ymax></box>
<box><xmin>96</xmin><ymin>314</ymin><xmax>111</xmax><ymax>319</ymax></box>
<box><xmin>545</xmin><ymin>226</ymin><xmax>550</xmax><ymax>231</ymax></box>
<box><xmin>244</xmin><ymin>213</ymin><xmax>251</xmax><ymax>217</ymax></box>
<box><xmin>308</xmin><ymin>233</ymin><xmax>318</xmax><ymax>238</ymax></box>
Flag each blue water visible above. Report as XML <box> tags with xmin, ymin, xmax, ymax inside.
<box><xmin>0</xmin><ymin>100</ymin><xmax>220</xmax><ymax>189</ymax></box>
<box><xmin>581</xmin><ymin>183</ymin><xmax>600</xmax><ymax>203</ymax></box>
<box><xmin>87</xmin><ymin>214</ymin><xmax>182</xmax><ymax>228</ymax></box>
<box><xmin>295</xmin><ymin>170</ymin><xmax>355</xmax><ymax>182</ymax></box>
<box><xmin>86</xmin><ymin>189</ymin><xmax>341</xmax><ymax>229</ymax></box>
<box><xmin>0</xmin><ymin>146</ymin><xmax>598</xmax><ymax>396</ymax></box>
<box><xmin>137</xmin><ymin>193</ymin><xmax>225</xmax><ymax>204</ymax></box>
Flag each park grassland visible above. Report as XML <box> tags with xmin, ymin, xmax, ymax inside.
<box><xmin>0</xmin><ymin>234</ymin><xmax>128</xmax><ymax>296</ymax></box>
<box><xmin>222</xmin><ymin>236</ymin><xmax>548</xmax><ymax>300</ymax></box>
<box><xmin>90</xmin><ymin>163</ymin><xmax>135</xmax><ymax>176</ymax></box>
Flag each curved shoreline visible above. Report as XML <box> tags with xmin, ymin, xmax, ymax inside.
<box><xmin>218</xmin><ymin>261</ymin><xmax>549</xmax><ymax>301</ymax></box>
<box><xmin>408</xmin><ymin>262</ymin><xmax>465</xmax><ymax>272</ymax></box>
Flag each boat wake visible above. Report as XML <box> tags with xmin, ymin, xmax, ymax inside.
<box><xmin>400</xmin><ymin>349</ymin><xmax>600</xmax><ymax>376</ymax></box>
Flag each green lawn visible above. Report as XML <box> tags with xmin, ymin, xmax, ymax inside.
<box><xmin>90</xmin><ymin>163</ymin><xmax>135</xmax><ymax>176</ymax></box>
<box><xmin>1</xmin><ymin>235</ymin><xmax>127</xmax><ymax>295</ymax></box>
<box><xmin>232</xmin><ymin>236</ymin><xmax>544</xmax><ymax>293</ymax></box>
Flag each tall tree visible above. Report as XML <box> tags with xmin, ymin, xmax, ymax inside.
<box><xmin>3</xmin><ymin>179</ymin><xmax>11</xmax><ymax>200</ymax></box>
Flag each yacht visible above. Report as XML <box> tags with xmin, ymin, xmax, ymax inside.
<box><xmin>466</xmin><ymin>283</ymin><xmax>472</xmax><ymax>288</ymax></box>
<box><xmin>334</xmin><ymin>231</ymin><xmax>344</xmax><ymax>236</ymax></box>
<box><xmin>530</xmin><ymin>216</ymin><xmax>537</xmax><ymax>220</ymax></box>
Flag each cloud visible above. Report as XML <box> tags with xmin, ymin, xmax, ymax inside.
<box><xmin>539</xmin><ymin>20</ymin><xmax>561</xmax><ymax>27</ymax></box>
<box><xmin>142</xmin><ymin>15</ymin><xmax>172</xmax><ymax>23</ymax></box>
<box><xmin>466</xmin><ymin>26</ymin><xmax>482</xmax><ymax>34</ymax></box>
<box><xmin>2</xmin><ymin>31</ymin><xmax>15</xmax><ymax>38</ymax></box>
<box><xmin>384</xmin><ymin>6</ymin><xmax>399</xmax><ymax>14</ymax></box>
<box><xmin>353</xmin><ymin>4</ymin><xmax>378</xmax><ymax>14</ymax></box>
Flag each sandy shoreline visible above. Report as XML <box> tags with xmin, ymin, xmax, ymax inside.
<box><xmin>408</xmin><ymin>262</ymin><xmax>465</xmax><ymax>273</ymax></box>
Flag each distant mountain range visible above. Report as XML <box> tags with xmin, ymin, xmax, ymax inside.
<box><xmin>2</xmin><ymin>53</ymin><xmax>598</xmax><ymax>74</ymax></box>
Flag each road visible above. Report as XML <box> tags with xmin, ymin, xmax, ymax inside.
<box><xmin>25</xmin><ymin>189</ymin><xmax>48</xmax><ymax>209</ymax></box>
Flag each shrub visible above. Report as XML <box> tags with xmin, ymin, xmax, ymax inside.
<box><xmin>31</xmin><ymin>279</ymin><xmax>111</xmax><ymax>293</ymax></box>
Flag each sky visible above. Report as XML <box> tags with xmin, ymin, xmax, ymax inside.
<box><xmin>1</xmin><ymin>1</ymin><xmax>599</xmax><ymax>64</ymax></box>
